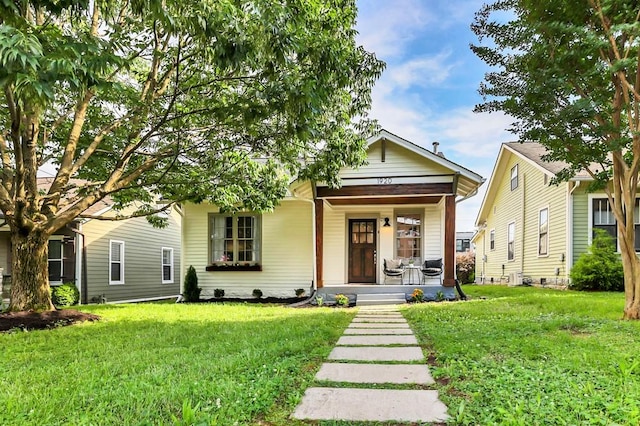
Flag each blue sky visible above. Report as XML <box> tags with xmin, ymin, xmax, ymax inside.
<box><xmin>355</xmin><ymin>0</ymin><xmax>513</xmax><ymax>231</ymax></box>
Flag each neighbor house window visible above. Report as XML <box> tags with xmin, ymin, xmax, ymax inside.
<box><xmin>539</xmin><ymin>208</ymin><xmax>549</xmax><ymax>256</ymax></box>
<box><xmin>592</xmin><ymin>198</ymin><xmax>617</xmax><ymax>248</ymax></box>
<box><xmin>396</xmin><ymin>213</ymin><xmax>422</xmax><ymax>262</ymax></box>
<box><xmin>210</xmin><ymin>214</ymin><xmax>261</xmax><ymax>264</ymax></box>
<box><xmin>109</xmin><ymin>240</ymin><xmax>125</xmax><ymax>285</ymax></box>
<box><xmin>48</xmin><ymin>237</ymin><xmax>64</xmax><ymax>284</ymax></box>
<box><xmin>489</xmin><ymin>229</ymin><xmax>495</xmax><ymax>251</ymax></box>
<box><xmin>511</xmin><ymin>164</ymin><xmax>519</xmax><ymax>191</ymax></box>
<box><xmin>161</xmin><ymin>247</ymin><xmax>174</xmax><ymax>284</ymax></box>
<box><xmin>507</xmin><ymin>222</ymin><xmax>515</xmax><ymax>261</ymax></box>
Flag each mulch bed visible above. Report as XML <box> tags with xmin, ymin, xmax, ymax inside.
<box><xmin>203</xmin><ymin>296</ymin><xmax>304</xmax><ymax>304</ymax></box>
<box><xmin>0</xmin><ymin>309</ymin><xmax>100</xmax><ymax>332</ymax></box>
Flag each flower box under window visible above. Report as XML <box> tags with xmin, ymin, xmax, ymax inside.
<box><xmin>205</xmin><ymin>263</ymin><xmax>262</xmax><ymax>272</ymax></box>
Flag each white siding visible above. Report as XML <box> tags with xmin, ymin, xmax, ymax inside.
<box><xmin>183</xmin><ymin>200</ymin><xmax>314</xmax><ymax>298</ymax></box>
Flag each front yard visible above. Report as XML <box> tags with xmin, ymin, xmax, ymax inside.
<box><xmin>404</xmin><ymin>285</ymin><xmax>640</xmax><ymax>425</ymax></box>
<box><xmin>1</xmin><ymin>287</ymin><xmax>639</xmax><ymax>425</ymax></box>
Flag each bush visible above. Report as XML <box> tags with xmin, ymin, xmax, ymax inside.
<box><xmin>456</xmin><ymin>251</ymin><xmax>476</xmax><ymax>284</ymax></box>
<box><xmin>51</xmin><ymin>282</ymin><xmax>79</xmax><ymax>307</ymax></box>
<box><xmin>214</xmin><ymin>288</ymin><xmax>225</xmax><ymax>298</ymax></box>
<box><xmin>252</xmin><ymin>289</ymin><xmax>263</xmax><ymax>299</ymax></box>
<box><xmin>570</xmin><ymin>229</ymin><xmax>624</xmax><ymax>291</ymax></box>
<box><xmin>183</xmin><ymin>266</ymin><xmax>201</xmax><ymax>302</ymax></box>
<box><xmin>295</xmin><ymin>288</ymin><xmax>306</xmax><ymax>297</ymax></box>
<box><xmin>410</xmin><ymin>288</ymin><xmax>424</xmax><ymax>302</ymax></box>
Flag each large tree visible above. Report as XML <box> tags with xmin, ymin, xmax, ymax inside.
<box><xmin>0</xmin><ymin>0</ymin><xmax>384</xmax><ymax>312</ymax></box>
<box><xmin>472</xmin><ymin>0</ymin><xmax>640</xmax><ymax>319</ymax></box>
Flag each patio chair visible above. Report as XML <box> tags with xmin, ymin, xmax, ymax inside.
<box><xmin>421</xmin><ymin>258</ymin><xmax>443</xmax><ymax>285</ymax></box>
<box><xmin>383</xmin><ymin>259</ymin><xmax>405</xmax><ymax>284</ymax></box>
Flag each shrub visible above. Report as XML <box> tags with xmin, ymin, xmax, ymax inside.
<box><xmin>315</xmin><ymin>296</ymin><xmax>324</xmax><ymax>306</ymax></box>
<box><xmin>214</xmin><ymin>289</ymin><xmax>225</xmax><ymax>298</ymax></box>
<box><xmin>335</xmin><ymin>293</ymin><xmax>349</xmax><ymax>306</ymax></box>
<box><xmin>252</xmin><ymin>289</ymin><xmax>263</xmax><ymax>299</ymax></box>
<box><xmin>51</xmin><ymin>282</ymin><xmax>80</xmax><ymax>307</ymax></box>
<box><xmin>410</xmin><ymin>288</ymin><xmax>424</xmax><ymax>302</ymax></box>
<box><xmin>456</xmin><ymin>251</ymin><xmax>476</xmax><ymax>284</ymax></box>
<box><xmin>183</xmin><ymin>266</ymin><xmax>201</xmax><ymax>302</ymax></box>
<box><xmin>570</xmin><ymin>229</ymin><xmax>624</xmax><ymax>291</ymax></box>
<box><xmin>295</xmin><ymin>288</ymin><xmax>306</xmax><ymax>297</ymax></box>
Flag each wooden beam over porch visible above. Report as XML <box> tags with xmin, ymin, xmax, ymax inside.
<box><xmin>324</xmin><ymin>196</ymin><xmax>442</xmax><ymax>206</ymax></box>
<box><xmin>316</xmin><ymin>183</ymin><xmax>454</xmax><ymax>198</ymax></box>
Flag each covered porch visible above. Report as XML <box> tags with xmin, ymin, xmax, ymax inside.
<box><xmin>311</xmin><ymin>130</ymin><xmax>484</xmax><ymax>295</ymax></box>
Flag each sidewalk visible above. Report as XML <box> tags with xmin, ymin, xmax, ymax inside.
<box><xmin>292</xmin><ymin>305</ymin><xmax>449</xmax><ymax>423</ymax></box>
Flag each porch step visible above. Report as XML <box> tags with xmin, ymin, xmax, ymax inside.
<box><xmin>356</xmin><ymin>293</ymin><xmax>406</xmax><ymax>306</ymax></box>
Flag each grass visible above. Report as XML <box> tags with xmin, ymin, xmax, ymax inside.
<box><xmin>0</xmin><ymin>302</ymin><xmax>355</xmax><ymax>425</ymax></box>
<box><xmin>403</xmin><ymin>285</ymin><xmax>640</xmax><ymax>425</ymax></box>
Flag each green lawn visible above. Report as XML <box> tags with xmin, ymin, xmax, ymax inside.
<box><xmin>0</xmin><ymin>303</ymin><xmax>354</xmax><ymax>425</ymax></box>
<box><xmin>3</xmin><ymin>288</ymin><xmax>640</xmax><ymax>425</ymax></box>
<box><xmin>403</xmin><ymin>285</ymin><xmax>640</xmax><ymax>425</ymax></box>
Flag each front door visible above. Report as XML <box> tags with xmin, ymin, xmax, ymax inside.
<box><xmin>348</xmin><ymin>219</ymin><xmax>377</xmax><ymax>283</ymax></box>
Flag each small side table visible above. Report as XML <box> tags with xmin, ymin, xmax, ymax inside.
<box><xmin>404</xmin><ymin>264</ymin><xmax>421</xmax><ymax>285</ymax></box>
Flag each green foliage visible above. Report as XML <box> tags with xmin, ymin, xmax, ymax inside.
<box><xmin>410</xmin><ymin>288</ymin><xmax>424</xmax><ymax>303</ymax></box>
<box><xmin>0</xmin><ymin>0</ymin><xmax>384</xmax><ymax>312</ymax></box>
<box><xmin>0</xmin><ymin>303</ymin><xmax>355</xmax><ymax>424</ymax></box>
<box><xmin>315</xmin><ymin>296</ymin><xmax>324</xmax><ymax>307</ymax></box>
<box><xmin>50</xmin><ymin>283</ymin><xmax>79</xmax><ymax>307</ymax></box>
<box><xmin>295</xmin><ymin>288</ymin><xmax>305</xmax><ymax>297</ymax></box>
<box><xmin>456</xmin><ymin>251</ymin><xmax>476</xmax><ymax>284</ymax></box>
<box><xmin>252</xmin><ymin>289</ymin><xmax>263</xmax><ymax>299</ymax></box>
<box><xmin>435</xmin><ymin>291</ymin><xmax>445</xmax><ymax>302</ymax></box>
<box><xmin>213</xmin><ymin>288</ymin><xmax>224</xmax><ymax>299</ymax></box>
<box><xmin>570</xmin><ymin>229</ymin><xmax>624</xmax><ymax>291</ymax></box>
<box><xmin>334</xmin><ymin>293</ymin><xmax>349</xmax><ymax>306</ymax></box>
<box><xmin>403</xmin><ymin>285</ymin><xmax>640</xmax><ymax>424</ymax></box>
<box><xmin>182</xmin><ymin>266</ymin><xmax>201</xmax><ymax>302</ymax></box>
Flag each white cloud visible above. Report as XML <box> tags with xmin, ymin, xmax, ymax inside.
<box><xmin>355</xmin><ymin>0</ymin><xmax>433</xmax><ymax>59</ymax></box>
<box><xmin>387</xmin><ymin>51</ymin><xmax>456</xmax><ymax>89</ymax></box>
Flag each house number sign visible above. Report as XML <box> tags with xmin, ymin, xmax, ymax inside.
<box><xmin>377</xmin><ymin>177</ymin><xmax>393</xmax><ymax>184</ymax></box>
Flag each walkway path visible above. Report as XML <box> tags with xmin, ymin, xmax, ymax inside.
<box><xmin>292</xmin><ymin>305</ymin><xmax>449</xmax><ymax>423</ymax></box>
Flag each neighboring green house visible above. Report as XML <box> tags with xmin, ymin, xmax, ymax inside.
<box><xmin>473</xmin><ymin>142</ymin><xmax>616</xmax><ymax>286</ymax></box>
<box><xmin>1</xmin><ymin>178</ymin><xmax>181</xmax><ymax>305</ymax></box>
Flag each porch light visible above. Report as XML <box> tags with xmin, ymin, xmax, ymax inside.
<box><xmin>383</xmin><ymin>217</ymin><xmax>391</xmax><ymax>227</ymax></box>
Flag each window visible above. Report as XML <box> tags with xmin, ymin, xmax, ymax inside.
<box><xmin>489</xmin><ymin>229</ymin><xmax>495</xmax><ymax>251</ymax></box>
<box><xmin>507</xmin><ymin>222</ymin><xmax>515</xmax><ymax>261</ymax></box>
<box><xmin>510</xmin><ymin>164</ymin><xmax>519</xmax><ymax>191</ymax></box>
<box><xmin>162</xmin><ymin>247</ymin><xmax>174</xmax><ymax>284</ymax></box>
<box><xmin>48</xmin><ymin>238</ymin><xmax>64</xmax><ymax>284</ymax></box>
<box><xmin>592</xmin><ymin>198</ymin><xmax>617</xmax><ymax>247</ymax></box>
<box><xmin>109</xmin><ymin>240</ymin><xmax>125</xmax><ymax>284</ymax></box>
<box><xmin>538</xmin><ymin>208</ymin><xmax>549</xmax><ymax>256</ymax></box>
<box><xmin>456</xmin><ymin>239</ymin><xmax>471</xmax><ymax>252</ymax></box>
<box><xmin>395</xmin><ymin>213</ymin><xmax>422</xmax><ymax>262</ymax></box>
<box><xmin>210</xmin><ymin>214</ymin><xmax>261</xmax><ymax>264</ymax></box>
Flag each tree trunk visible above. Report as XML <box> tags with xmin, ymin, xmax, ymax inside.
<box><xmin>8</xmin><ymin>229</ymin><xmax>55</xmax><ymax>312</ymax></box>
<box><xmin>620</xmin><ymin>240</ymin><xmax>640</xmax><ymax>320</ymax></box>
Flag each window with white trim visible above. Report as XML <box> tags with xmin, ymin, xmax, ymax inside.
<box><xmin>162</xmin><ymin>247</ymin><xmax>174</xmax><ymax>283</ymax></box>
<box><xmin>109</xmin><ymin>240</ymin><xmax>125</xmax><ymax>284</ymax></box>
<box><xmin>48</xmin><ymin>238</ymin><xmax>64</xmax><ymax>284</ymax></box>
<box><xmin>396</xmin><ymin>213</ymin><xmax>422</xmax><ymax>261</ymax></box>
<box><xmin>538</xmin><ymin>208</ymin><xmax>549</xmax><ymax>256</ymax></box>
<box><xmin>510</xmin><ymin>164</ymin><xmax>519</xmax><ymax>191</ymax></box>
<box><xmin>210</xmin><ymin>214</ymin><xmax>261</xmax><ymax>264</ymax></box>
<box><xmin>489</xmin><ymin>229</ymin><xmax>495</xmax><ymax>251</ymax></box>
<box><xmin>507</xmin><ymin>222</ymin><xmax>515</xmax><ymax>261</ymax></box>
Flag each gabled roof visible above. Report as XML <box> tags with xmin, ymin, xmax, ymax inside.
<box><xmin>368</xmin><ymin>129</ymin><xmax>485</xmax><ymax>198</ymax></box>
<box><xmin>37</xmin><ymin>177</ymin><xmax>113</xmax><ymax>217</ymax></box>
<box><xmin>475</xmin><ymin>142</ymin><xmax>592</xmax><ymax>227</ymax></box>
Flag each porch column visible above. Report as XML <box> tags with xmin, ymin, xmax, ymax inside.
<box><xmin>444</xmin><ymin>195</ymin><xmax>456</xmax><ymax>287</ymax></box>
<box><xmin>314</xmin><ymin>199</ymin><xmax>324</xmax><ymax>288</ymax></box>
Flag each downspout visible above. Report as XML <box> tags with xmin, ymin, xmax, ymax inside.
<box><xmin>173</xmin><ymin>204</ymin><xmax>185</xmax><ymax>302</ymax></box>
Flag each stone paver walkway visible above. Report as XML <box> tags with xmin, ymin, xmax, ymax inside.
<box><xmin>292</xmin><ymin>305</ymin><xmax>449</xmax><ymax>423</ymax></box>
